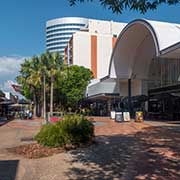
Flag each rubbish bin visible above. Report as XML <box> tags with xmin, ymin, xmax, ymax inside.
<box><xmin>115</xmin><ymin>112</ymin><xmax>123</xmax><ymax>122</ymax></box>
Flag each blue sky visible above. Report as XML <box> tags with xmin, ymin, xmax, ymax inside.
<box><xmin>0</xmin><ymin>0</ymin><xmax>180</xmax><ymax>84</ymax></box>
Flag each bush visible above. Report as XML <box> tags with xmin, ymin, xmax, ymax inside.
<box><xmin>35</xmin><ymin>114</ymin><xmax>94</xmax><ymax>147</ymax></box>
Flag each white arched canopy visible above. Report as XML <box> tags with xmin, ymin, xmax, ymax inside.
<box><xmin>86</xmin><ymin>19</ymin><xmax>180</xmax><ymax>98</ymax></box>
<box><xmin>109</xmin><ymin>19</ymin><xmax>180</xmax><ymax>80</ymax></box>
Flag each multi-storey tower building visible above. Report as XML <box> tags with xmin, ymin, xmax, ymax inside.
<box><xmin>46</xmin><ymin>17</ymin><xmax>88</xmax><ymax>55</ymax></box>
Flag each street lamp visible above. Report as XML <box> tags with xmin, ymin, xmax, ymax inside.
<box><xmin>43</xmin><ymin>72</ymin><xmax>46</xmax><ymax>119</ymax></box>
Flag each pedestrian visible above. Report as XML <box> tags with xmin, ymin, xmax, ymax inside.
<box><xmin>29</xmin><ymin>111</ymin><xmax>32</xmax><ymax>119</ymax></box>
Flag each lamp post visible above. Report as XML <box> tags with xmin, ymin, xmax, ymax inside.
<box><xmin>128</xmin><ymin>73</ymin><xmax>136</xmax><ymax>117</ymax></box>
<box><xmin>43</xmin><ymin>73</ymin><xmax>46</xmax><ymax>119</ymax></box>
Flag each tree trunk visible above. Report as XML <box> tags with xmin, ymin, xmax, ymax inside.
<box><xmin>41</xmin><ymin>86</ymin><xmax>44</xmax><ymax>118</ymax></box>
<box><xmin>33</xmin><ymin>93</ymin><xmax>37</xmax><ymax>118</ymax></box>
<box><xmin>43</xmin><ymin>74</ymin><xmax>46</xmax><ymax>119</ymax></box>
<box><xmin>50</xmin><ymin>76</ymin><xmax>54</xmax><ymax>113</ymax></box>
<box><xmin>41</xmin><ymin>74</ymin><xmax>46</xmax><ymax>119</ymax></box>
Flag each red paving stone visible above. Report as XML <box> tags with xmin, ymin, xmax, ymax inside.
<box><xmin>89</xmin><ymin>116</ymin><xmax>150</xmax><ymax>136</ymax></box>
<box><xmin>6</xmin><ymin>118</ymin><xmax>44</xmax><ymax>130</ymax></box>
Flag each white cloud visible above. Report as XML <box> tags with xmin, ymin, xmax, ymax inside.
<box><xmin>0</xmin><ymin>56</ymin><xmax>27</xmax><ymax>84</ymax></box>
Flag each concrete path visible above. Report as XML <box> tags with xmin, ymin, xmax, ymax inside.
<box><xmin>0</xmin><ymin>118</ymin><xmax>180</xmax><ymax>180</ymax></box>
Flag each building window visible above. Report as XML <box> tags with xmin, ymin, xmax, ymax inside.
<box><xmin>46</xmin><ymin>32</ymin><xmax>73</xmax><ymax>39</ymax></box>
<box><xmin>46</xmin><ymin>28</ymin><xmax>81</xmax><ymax>34</ymax></box>
<box><xmin>46</xmin><ymin>23</ymin><xmax>86</xmax><ymax>30</ymax></box>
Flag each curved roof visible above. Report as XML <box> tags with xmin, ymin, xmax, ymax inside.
<box><xmin>146</xmin><ymin>19</ymin><xmax>180</xmax><ymax>52</ymax></box>
<box><xmin>108</xmin><ymin>19</ymin><xmax>180</xmax><ymax>79</ymax></box>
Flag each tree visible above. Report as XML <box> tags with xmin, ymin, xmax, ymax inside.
<box><xmin>68</xmin><ymin>0</ymin><xmax>180</xmax><ymax>14</ymax></box>
<box><xmin>17</xmin><ymin>57</ymin><xmax>42</xmax><ymax>117</ymax></box>
<box><xmin>57</xmin><ymin>65</ymin><xmax>93</xmax><ymax>110</ymax></box>
<box><xmin>17</xmin><ymin>53</ymin><xmax>91</xmax><ymax>116</ymax></box>
<box><xmin>38</xmin><ymin>53</ymin><xmax>49</xmax><ymax>118</ymax></box>
<box><xmin>17</xmin><ymin>52</ymin><xmax>63</xmax><ymax>117</ymax></box>
<box><xmin>45</xmin><ymin>51</ymin><xmax>63</xmax><ymax>113</ymax></box>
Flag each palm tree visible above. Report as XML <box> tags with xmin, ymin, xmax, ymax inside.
<box><xmin>45</xmin><ymin>51</ymin><xmax>63</xmax><ymax>113</ymax></box>
<box><xmin>17</xmin><ymin>52</ymin><xmax>63</xmax><ymax>117</ymax></box>
<box><xmin>17</xmin><ymin>57</ymin><xmax>42</xmax><ymax>118</ymax></box>
<box><xmin>39</xmin><ymin>54</ymin><xmax>48</xmax><ymax>118</ymax></box>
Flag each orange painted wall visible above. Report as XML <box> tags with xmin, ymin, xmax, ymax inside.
<box><xmin>91</xmin><ymin>35</ymin><xmax>97</xmax><ymax>78</ymax></box>
<box><xmin>112</xmin><ymin>37</ymin><xmax>117</xmax><ymax>49</ymax></box>
<box><xmin>64</xmin><ymin>46</ymin><xmax>68</xmax><ymax>64</ymax></box>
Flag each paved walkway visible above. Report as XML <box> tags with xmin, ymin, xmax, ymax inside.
<box><xmin>0</xmin><ymin>118</ymin><xmax>180</xmax><ymax>180</ymax></box>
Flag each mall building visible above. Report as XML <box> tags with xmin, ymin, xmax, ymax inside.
<box><xmin>46</xmin><ymin>17</ymin><xmax>125</xmax><ymax>58</ymax></box>
<box><xmin>64</xmin><ymin>19</ymin><xmax>126</xmax><ymax>78</ymax></box>
<box><xmin>85</xmin><ymin>19</ymin><xmax>180</xmax><ymax>119</ymax></box>
<box><xmin>46</xmin><ymin>17</ymin><xmax>88</xmax><ymax>54</ymax></box>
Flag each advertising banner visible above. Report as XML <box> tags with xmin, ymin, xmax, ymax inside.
<box><xmin>115</xmin><ymin>112</ymin><xmax>123</xmax><ymax>122</ymax></box>
<box><xmin>135</xmin><ymin>111</ymin><xmax>143</xmax><ymax>122</ymax></box>
<box><xmin>123</xmin><ymin>112</ymin><xmax>130</xmax><ymax>122</ymax></box>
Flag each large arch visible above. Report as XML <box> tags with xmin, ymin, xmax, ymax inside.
<box><xmin>109</xmin><ymin>19</ymin><xmax>180</xmax><ymax>80</ymax></box>
<box><xmin>109</xmin><ymin>19</ymin><xmax>160</xmax><ymax>80</ymax></box>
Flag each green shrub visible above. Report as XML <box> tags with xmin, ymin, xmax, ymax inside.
<box><xmin>35</xmin><ymin>114</ymin><xmax>94</xmax><ymax>147</ymax></box>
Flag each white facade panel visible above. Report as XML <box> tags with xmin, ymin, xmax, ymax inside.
<box><xmin>97</xmin><ymin>35</ymin><xmax>112</xmax><ymax>79</ymax></box>
<box><xmin>111</xmin><ymin>22</ymin><xmax>126</xmax><ymax>36</ymax></box>
<box><xmin>88</xmin><ymin>19</ymin><xmax>126</xmax><ymax>36</ymax></box>
<box><xmin>73</xmin><ymin>32</ymin><xmax>91</xmax><ymax>70</ymax></box>
<box><xmin>88</xmin><ymin>19</ymin><xmax>111</xmax><ymax>34</ymax></box>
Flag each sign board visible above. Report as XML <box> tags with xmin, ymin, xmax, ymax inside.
<box><xmin>50</xmin><ymin>117</ymin><xmax>63</xmax><ymax>123</ymax></box>
<box><xmin>135</xmin><ymin>111</ymin><xmax>143</xmax><ymax>122</ymax></box>
<box><xmin>47</xmin><ymin>112</ymin><xmax>64</xmax><ymax>123</ymax></box>
<box><xmin>115</xmin><ymin>112</ymin><xmax>123</xmax><ymax>122</ymax></box>
<box><xmin>110</xmin><ymin>111</ymin><xmax>116</xmax><ymax>119</ymax></box>
<box><xmin>123</xmin><ymin>112</ymin><xmax>130</xmax><ymax>122</ymax></box>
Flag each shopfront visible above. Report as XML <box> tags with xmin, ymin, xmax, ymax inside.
<box><xmin>87</xmin><ymin>19</ymin><xmax>180</xmax><ymax>118</ymax></box>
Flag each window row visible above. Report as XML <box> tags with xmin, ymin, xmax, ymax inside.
<box><xmin>47</xmin><ymin>46</ymin><xmax>67</xmax><ymax>51</ymax></box>
<box><xmin>46</xmin><ymin>23</ymin><xmax>86</xmax><ymax>30</ymax></box>
<box><xmin>47</xmin><ymin>41</ymin><xmax>68</xmax><ymax>47</ymax></box>
<box><xmin>46</xmin><ymin>37</ymin><xmax>70</xmax><ymax>43</ymax></box>
<box><xmin>46</xmin><ymin>32</ymin><xmax>73</xmax><ymax>39</ymax></box>
<box><xmin>47</xmin><ymin>28</ymin><xmax>81</xmax><ymax>34</ymax></box>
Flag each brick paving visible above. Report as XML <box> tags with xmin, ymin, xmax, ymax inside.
<box><xmin>7</xmin><ymin>119</ymin><xmax>44</xmax><ymax>130</ymax></box>
<box><xmin>0</xmin><ymin>117</ymin><xmax>179</xmax><ymax>180</ymax></box>
<box><xmin>90</xmin><ymin>116</ymin><xmax>150</xmax><ymax>136</ymax></box>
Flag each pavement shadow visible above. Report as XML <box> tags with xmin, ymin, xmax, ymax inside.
<box><xmin>65</xmin><ymin>125</ymin><xmax>180</xmax><ymax>180</ymax></box>
<box><xmin>131</xmin><ymin>125</ymin><xmax>180</xmax><ymax>180</ymax></box>
<box><xmin>0</xmin><ymin>120</ymin><xmax>12</xmax><ymax>127</ymax></box>
<box><xmin>0</xmin><ymin>160</ymin><xmax>19</xmax><ymax>180</ymax></box>
<box><xmin>65</xmin><ymin>134</ymin><xmax>137</xmax><ymax>180</ymax></box>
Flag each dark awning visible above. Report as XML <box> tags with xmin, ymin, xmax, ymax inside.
<box><xmin>149</xmin><ymin>84</ymin><xmax>180</xmax><ymax>95</ymax></box>
<box><xmin>0</xmin><ymin>100</ymin><xmax>14</xmax><ymax>105</ymax></box>
<box><xmin>18</xmin><ymin>99</ymin><xmax>31</xmax><ymax>104</ymax></box>
<box><xmin>85</xmin><ymin>93</ymin><xmax>120</xmax><ymax>101</ymax></box>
